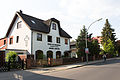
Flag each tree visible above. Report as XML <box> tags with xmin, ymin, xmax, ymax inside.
<box><xmin>6</xmin><ymin>51</ymin><xmax>17</xmax><ymax>62</ymax></box>
<box><xmin>76</xmin><ymin>25</ymin><xmax>100</xmax><ymax>58</ymax></box>
<box><xmin>91</xmin><ymin>39</ymin><xmax>100</xmax><ymax>56</ymax></box>
<box><xmin>116</xmin><ymin>40</ymin><xmax>120</xmax><ymax>55</ymax></box>
<box><xmin>101</xmin><ymin>19</ymin><xmax>116</xmax><ymax>44</ymax></box>
<box><xmin>76</xmin><ymin>25</ymin><xmax>87</xmax><ymax>58</ymax></box>
<box><xmin>103</xmin><ymin>39</ymin><xmax>115</xmax><ymax>56</ymax></box>
<box><xmin>101</xmin><ymin>19</ymin><xmax>116</xmax><ymax>55</ymax></box>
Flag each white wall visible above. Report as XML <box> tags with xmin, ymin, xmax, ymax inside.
<box><xmin>7</xmin><ymin>17</ymin><xmax>31</xmax><ymax>54</ymax></box>
<box><xmin>6</xmin><ymin>17</ymin><xmax>70</xmax><ymax>59</ymax></box>
<box><xmin>32</xmin><ymin>21</ymin><xmax>70</xmax><ymax>59</ymax></box>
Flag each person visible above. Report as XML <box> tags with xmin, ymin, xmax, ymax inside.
<box><xmin>103</xmin><ymin>54</ymin><xmax>106</xmax><ymax>62</ymax></box>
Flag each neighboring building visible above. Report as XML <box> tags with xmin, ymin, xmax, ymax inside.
<box><xmin>70</xmin><ymin>36</ymin><xmax>103</xmax><ymax>58</ymax></box>
<box><xmin>70</xmin><ymin>41</ymin><xmax>78</xmax><ymax>58</ymax></box>
<box><xmin>0</xmin><ymin>10</ymin><xmax>72</xmax><ymax>60</ymax></box>
<box><xmin>92</xmin><ymin>36</ymin><xmax>103</xmax><ymax>49</ymax></box>
<box><xmin>0</xmin><ymin>38</ymin><xmax>7</xmax><ymax>50</ymax></box>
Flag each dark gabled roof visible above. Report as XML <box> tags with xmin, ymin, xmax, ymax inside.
<box><xmin>18</xmin><ymin>12</ymin><xmax>50</xmax><ymax>33</ymax></box>
<box><xmin>6</xmin><ymin>11</ymin><xmax>72</xmax><ymax>38</ymax></box>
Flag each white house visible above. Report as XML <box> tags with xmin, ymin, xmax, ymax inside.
<box><xmin>4</xmin><ymin>10</ymin><xmax>72</xmax><ymax>60</ymax></box>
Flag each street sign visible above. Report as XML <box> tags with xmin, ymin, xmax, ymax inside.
<box><xmin>85</xmin><ymin>48</ymin><xmax>89</xmax><ymax>54</ymax></box>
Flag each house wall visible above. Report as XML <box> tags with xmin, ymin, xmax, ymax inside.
<box><xmin>32</xmin><ymin>21</ymin><xmax>70</xmax><ymax>59</ymax></box>
<box><xmin>92</xmin><ymin>36</ymin><xmax>103</xmax><ymax>49</ymax></box>
<box><xmin>7</xmin><ymin>17</ymin><xmax>31</xmax><ymax>54</ymax></box>
<box><xmin>0</xmin><ymin>38</ymin><xmax>7</xmax><ymax>50</ymax></box>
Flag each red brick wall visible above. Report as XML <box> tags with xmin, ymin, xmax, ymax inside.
<box><xmin>18</xmin><ymin>54</ymin><xmax>27</xmax><ymax>60</ymax></box>
<box><xmin>0</xmin><ymin>38</ymin><xmax>7</xmax><ymax>50</ymax></box>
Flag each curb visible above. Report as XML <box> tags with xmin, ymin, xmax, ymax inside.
<box><xmin>27</xmin><ymin>57</ymin><xmax>120</xmax><ymax>74</ymax></box>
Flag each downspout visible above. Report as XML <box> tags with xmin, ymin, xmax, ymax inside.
<box><xmin>31</xmin><ymin>31</ymin><xmax>33</xmax><ymax>56</ymax></box>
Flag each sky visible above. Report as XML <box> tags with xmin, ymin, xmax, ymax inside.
<box><xmin>0</xmin><ymin>0</ymin><xmax>120</xmax><ymax>40</ymax></box>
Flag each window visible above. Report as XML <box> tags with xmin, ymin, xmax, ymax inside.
<box><xmin>4</xmin><ymin>40</ymin><xmax>6</xmax><ymax>45</ymax></box>
<box><xmin>16</xmin><ymin>36</ymin><xmax>19</xmax><ymax>43</ymax></box>
<box><xmin>56</xmin><ymin>37</ymin><xmax>60</xmax><ymax>43</ymax></box>
<box><xmin>65</xmin><ymin>39</ymin><xmax>68</xmax><ymax>44</ymax></box>
<box><xmin>52</xmin><ymin>23</ymin><xmax>56</xmax><ymax>30</ymax></box>
<box><xmin>31</xmin><ymin>20</ymin><xmax>36</xmax><ymax>24</ymax></box>
<box><xmin>17</xmin><ymin>21</ymin><xmax>22</xmax><ymax>29</ymax></box>
<box><xmin>9</xmin><ymin>38</ymin><xmax>13</xmax><ymax>44</ymax></box>
<box><xmin>37</xmin><ymin>33</ymin><xmax>42</xmax><ymax>41</ymax></box>
<box><xmin>48</xmin><ymin>35</ymin><xmax>52</xmax><ymax>42</ymax></box>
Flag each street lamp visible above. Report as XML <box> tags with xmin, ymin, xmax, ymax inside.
<box><xmin>85</xmin><ymin>18</ymin><xmax>102</xmax><ymax>63</ymax></box>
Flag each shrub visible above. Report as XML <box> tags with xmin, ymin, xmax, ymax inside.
<box><xmin>6</xmin><ymin>51</ymin><xmax>17</xmax><ymax>62</ymax></box>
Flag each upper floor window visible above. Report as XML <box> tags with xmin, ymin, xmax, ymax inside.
<box><xmin>65</xmin><ymin>39</ymin><xmax>68</xmax><ymax>45</ymax></box>
<box><xmin>16</xmin><ymin>36</ymin><xmax>19</xmax><ymax>43</ymax></box>
<box><xmin>9</xmin><ymin>38</ymin><xmax>13</xmax><ymax>44</ymax></box>
<box><xmin>48</xmin><ymin>35</ymin><xmax>52</xmax><ymax>42</ymax></box>
<box><xmin>52</xmin><ymin>23</ymin><xmax>56</xmax><ymax>30</ymax></box>
<box><xmin>31</xmin><ymin>20</ymin><xmax>36</xmax><ymax>24</ymax></box>
<box><xmin>37</xmin><ymin>33</ymin><xmax>42</xmax><ymax>41</ymax></box>
<box><xmin>17</xmin><ymin>21</ymin><xmax>22</xmax><ymax>29</ymax></box>
<box><xmin>4</xmin><ymin>40</ymin><xmax>6</xmax><ymax>45</ymax></box>
<box><xmin>56</xmin><ymin>37</ymin><xmax>60</xmax><ymax>43</ymax></box>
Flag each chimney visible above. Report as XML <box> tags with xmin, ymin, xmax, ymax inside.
<box><xmin>19</xmin><ymin>10</ymin><xmax>22</xmax><ymax>13</ymax></box>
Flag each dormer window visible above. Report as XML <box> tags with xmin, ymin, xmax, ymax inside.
<box><xmin>31</xmin><ymin>20</ymin><xmax>36</xmax><ymax>24</ymax></box>
<box><xmin>17</xmin><ymin>21</ymin><xmax>22</xmax><ymax>29</ymax></box>
<box><xmin>52</xmin><ymin>23</ymin><xmax>56</xmax><ymax>30</ymax></box>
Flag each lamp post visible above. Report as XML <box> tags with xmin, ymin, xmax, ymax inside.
<box><xmin>85</xmin><ymin>18</ymin><xmax>102</xmax><ymax>63</ymax></box>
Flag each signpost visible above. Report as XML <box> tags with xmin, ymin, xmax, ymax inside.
<box><xmin>85</xmin><ymin>48</ymin><xmax>89</xmax><ymax>54</ymax></box>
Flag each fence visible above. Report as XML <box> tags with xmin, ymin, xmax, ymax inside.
<box><xmin>26</xmin><ymin>55</ymin><xmax>105</xmax><ymax>68</ymax></box>
<box><xmin>0</xmin><ymin>60</ymin><xmax>25</xmax><ymax>72</ymax></box>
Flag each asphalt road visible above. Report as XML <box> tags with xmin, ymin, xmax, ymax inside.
<box><xmin>1</xmin><ymin>58</ymin><xmax>120</xmax><ymax>80</ymax></box>
<box><xmin>43</xmin><ymin>58</ymin><xmax>120</xmax><ymax>80</ymax></box>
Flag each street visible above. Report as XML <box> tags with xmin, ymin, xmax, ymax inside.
<box><xmin>44</xmin><ymin>58</ymin><xmax>120</xmax><ymax>80</ymax></box>
<box><xmin>0</xmin><ymin>58</ymin><xmax>120</xmax><ymax>80</ymax></box>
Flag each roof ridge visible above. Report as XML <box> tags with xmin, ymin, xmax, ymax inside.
<box><xmin>17</xmin><ymin>12</ymin><xmax>44</xmax><ymax>21</ymax></box>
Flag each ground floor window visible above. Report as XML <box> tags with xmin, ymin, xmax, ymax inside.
<box><xmin>56</xmin><ymin>51</ymin><xmax>61</xmax><ymax>59</ymax></box>
<box><xmin>35</xmin><ymin>50</ymin><xmax>43</xmax><ymax>60</ymax></box>
<box><xmin>64</xmin><ymin>51</ymin><xmax>70</xmax><ymax>58</ymax></box>
<box><xmin>47</xmin><ymin>51</ymin><xmax>53</xmax><ymax>59</ymax></box>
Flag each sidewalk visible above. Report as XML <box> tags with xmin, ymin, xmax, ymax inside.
<box><xmin>26</xmin><ymin>57</ymin><xmax>120</xmax><ymax>74</ymax></box>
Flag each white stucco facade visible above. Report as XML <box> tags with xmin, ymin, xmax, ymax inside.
<box><xmin>6</xmin><ymin>16</ymin><xmax>71</xmax><ymax>59</ymax></box>
<box><xmin>32</xmin><ymin>21</ymin><xmax>70</xmax><ymax>59</ymax></box>
<box><xmin>7</xmin><ymin>17</ymin><xmax>31</xmax><ymax>54</ymax></box>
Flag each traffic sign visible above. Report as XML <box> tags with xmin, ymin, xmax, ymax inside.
<box><xmin>85</xmin><ymin>48</ymin><xmax>89</xmax><ymax>54</ymax></box>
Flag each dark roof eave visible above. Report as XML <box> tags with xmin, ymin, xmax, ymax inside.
<box><xmin>60</xmin><ymin>35</ymin><xmax>72</xmax><ymax>38</ymax></box>
<box><xmin>31</xmin><ymin>29</ymin><xmax>49</xmax><ymax>33</ymax></box>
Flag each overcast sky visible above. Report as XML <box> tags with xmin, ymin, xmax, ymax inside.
<box><xmin>0</xmin><ymin>0</ymin><xmax>120</xmax><ymax>40</ymax></box>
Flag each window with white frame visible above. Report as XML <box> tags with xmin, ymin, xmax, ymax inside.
<box><xmin>56</xmin><ymin>37</ymin><xmax>60</xmax><ymax>43</ymax></box>
<box><xmin>52</xmin><ymin>23</ymin><xmax>56</xmax><ymax>30</ymax></box>
<box><xmin>48</xmin><ymin>35</ymin><xmax>52</xmax><ymax>42</ymax></box>
<box><xmin>17</xmin><ymin>21</ymin><xmax>22</xmax><ymax>29</ymax></box>
<box><xmin>37</xmin><ymin>33</ymin><xmax>42</xmax><ymax>41</ymax></box>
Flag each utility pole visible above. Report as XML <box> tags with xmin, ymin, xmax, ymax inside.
<box><xmin>85</xmin><ymin>18</ymin><xmax>102</xmax><ymax>63</ymax></box>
